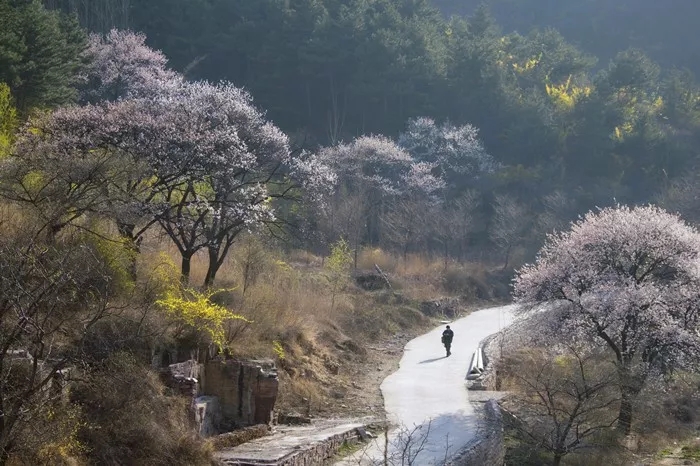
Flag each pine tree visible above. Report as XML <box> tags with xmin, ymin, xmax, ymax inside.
<box><xmin>0</xmin><ymin>0</ymin><xmax>86</xmax><ymax>112</ymax></box>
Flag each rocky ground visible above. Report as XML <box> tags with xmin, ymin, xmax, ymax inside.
<box><xmin>315</xmin><ymin>332</ymin><xmax>416</xmax><ymax>419</ymax></box>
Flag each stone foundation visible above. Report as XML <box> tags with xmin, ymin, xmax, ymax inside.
<box><xmin>200</xmin><ymin>359</ymin><xmax>279</xmax><ymax>430</ymax></box>
<box><xmin>160</xmin><ymin>358</ymin><xmax>279</xmax><ymax>436</ymax></box>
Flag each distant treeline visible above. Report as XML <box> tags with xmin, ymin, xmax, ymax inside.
<box><xmin>0</xmin><ymin>0</ymin><xmax>696</xmax><ymax>262</ymax></box>
<box><xmin>433</xmin><ymin>0</ymin><xmax>700</xmax><ymax>75</ymax></box>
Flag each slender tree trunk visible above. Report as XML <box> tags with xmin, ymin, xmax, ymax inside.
<box><xmin>117</xmin><ymin>222</ymin><xmax>140</xmax><ymax>280</ymax></box>
<box><xmin>203</xmin><ymin>247</ymin><xmax>221</xmax><ymax>289</ymax></box>
<box><xmin>616</xmin><ymin>364</ymin><xmax>644</xmax><ymax>435</ymax></box>
<box><xmin>181</xmin><ymin>252</ymin><xmax>193</xmax><ymax>285</ymax></box>
<box><xmin>502</xmin><ymin>244</ymin><xmax>511</xmax><ymax>271</ymax></box>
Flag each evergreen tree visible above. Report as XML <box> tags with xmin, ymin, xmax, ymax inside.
<box><xmin>0</xmin><ymin>0</ymin><xmax>86</xmax><ymax>112</ymax></box>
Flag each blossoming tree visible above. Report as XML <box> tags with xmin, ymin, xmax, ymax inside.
<box><xmin>317</xmin><ymin>135</ymin><xmax>443</xmax><ymax>256</ymax></box>
<box><xmin>9</xmin><ymin>80</ymin><xmax>334</xmax><ymax>286</ymax></box>
<box><xmin>79</xmin><ymin>29</ymin><xmax>181</xmax><ymax>103</ymax></box>
<box><xmin>514</xmin><ymin>205</ymin><xmax>700</xmax><ymax>434</ymax></box>
<box><xmin>397</xmin><ymin>117</ymin><xmax>496</xmax><ymax>192</ymax></box>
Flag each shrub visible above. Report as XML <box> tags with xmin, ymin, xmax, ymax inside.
<box><xmin>71</xmin><ymin>352</ymin><xmax>215</xmax><ymax>466</ymax></box>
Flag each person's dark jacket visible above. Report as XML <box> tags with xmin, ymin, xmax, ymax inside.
<box><xmin>441</xmin><ymin>328</ymin><xmax>454</xmax><ymax>345</ymax></box>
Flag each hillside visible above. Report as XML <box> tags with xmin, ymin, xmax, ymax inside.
<box><xmin>432</xmin><ymin>0</ymin><xmax>700</xmax><ymax>74</ymax></box>
<box><xmin>2</xmin><ymin>1</ymin><xmax>700</xmax><ymax>465</ymax></box>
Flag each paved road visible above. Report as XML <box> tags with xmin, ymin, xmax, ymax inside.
<box><xmin>336</xmin><ymin>304</ymin><xmax>516</xmax><ymax>465</ymax></box>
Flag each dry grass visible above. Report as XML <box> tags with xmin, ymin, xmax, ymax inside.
<box><xmin>287</xmin><ymin>249</ymin><xmax>323</xmax><ymax>267</ymax></box>
<box><xmin>68</xmin><ymin>352</ymin><xmax>216</xmax><ymax>466</ymax></box>
<box><xmin>356</xmin><ymin>247</ymin><xmax>399</xmax><ymax>272</ymax></box>
<box><xmin>357</xmin><ymin>247</ymin><xmax>507</xmax><ymax>302</ymax></box>
<box><xmin>133</xmin><ymin>236</ymin><xmax>505</xmax><ymax>417</ymax></box>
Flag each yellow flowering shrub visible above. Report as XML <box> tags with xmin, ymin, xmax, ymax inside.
<box><xmin>152</xmin><ymin>253</ymin><xmax>249</xmax><ymax>350</ymax></box>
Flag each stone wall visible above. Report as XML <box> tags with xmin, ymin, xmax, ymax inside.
<box><xmin>274</xmin><ymin>427</ymin><xmax>362</xmax><ymax>466</ymax></box>
<box><xmin>450</xmin><ymin>400</ymin><xmax>505</xmax><ymax>466</ymax></box>
<box><xmin>478</xmin><ymin>331</ymin><xmax>506</xmax><ymax>391</ymax></box>
<box><xmin>159</xmin><ymin>358</ymin><xmax>279</xmax><ymax>436</ymax></box>
<box><xmin>200</xmin><ymin>359</ymin><xmax>278</xmax><ymax>430</ymax></box>
<box><xmin>210</xmin><ymin>424</ymin><xmax>271</xmax><ymax>450</ymax></box>
<box><xmin>194</xmin><ymin>395</ymin><xmax>222</xmax><ymax>437</ymax></box>
<box><xmin>160</xmin><ymin>359</ymin><xmax>200</xmax><ymax>397</ymax></box>
<box><xmin>216</xmin><ymin>423</ymin><xmax>365</xmax><ymax>466</ymax></box>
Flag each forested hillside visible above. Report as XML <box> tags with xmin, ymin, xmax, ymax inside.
<box><xmin>433</xmin><ymin>0</ymin><xmax>700</xmax><ymax>75</ymax></box>
<box><xmin>2</xmin><ymin>1</ymin><xmax>700</xmax><ymax>464</ymax></box>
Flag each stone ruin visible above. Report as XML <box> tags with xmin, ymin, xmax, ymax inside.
<box><xmin>160</xmin><ymin>358</ymin><xmax>279</xmax><ymax>437</ymax></box>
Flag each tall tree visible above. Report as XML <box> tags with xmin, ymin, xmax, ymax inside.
<box><xmin>398</xmin><ymin>116</ymin><xmax>495</xmax><ymax>193</ymax></box>
<box><xmin>11</xmin><ymin>79</ymin><xmax>334</xmax><ymax>286</ymax></box>
<box><xmin>43</xmin><ymin>0</ymin><xmax>132</xmax><ymax>32</ymax></box>
<box><xmin>501</xmin><ymin>346</ymin><xmax>619</xmax><ymax>466</ymax></box>
<box><xmin>319</xmin><ymin>135</ymin><xmax>443</xmax><ymax>247</ymax></box>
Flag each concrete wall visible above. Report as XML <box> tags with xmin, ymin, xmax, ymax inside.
<box><xmin>450</xmin><ymin>400</ymin><xmax>505</xmax><ymax>466</ymax></box>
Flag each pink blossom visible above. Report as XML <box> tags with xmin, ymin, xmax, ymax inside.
<box><xmin>79</xmin><ymin>29</ymin><xmax>182</xmax><ymax>103</ymax></box>
<box><xmin>514</xmin><ymin>205</ymin><xmax>700</xmax><ymax>431</ymax></box>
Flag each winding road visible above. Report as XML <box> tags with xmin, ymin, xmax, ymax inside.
<box><xmin>337</xmin><ymin>304</ymin><xmax>517</xmax><ymax>465</ymax></box>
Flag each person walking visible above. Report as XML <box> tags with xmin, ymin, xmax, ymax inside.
<box><xmin>441</xmin><ymin>325</ymin><xmax>454</xmax><ymax>357</ymax></box>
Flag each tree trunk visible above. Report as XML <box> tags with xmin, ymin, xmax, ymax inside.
<box><xmin>617</xmin><ymin>388</ymin><xmax>635</xmax><ymax>434</ymax></box>
<box><xmin>552</xmin><ymin>453</ymin><xmax>562</xmax><ymax>466</ymax></box>
<box><xmin>117</xmin><ymin>222</ymin><xmax>140</xmax><ymax>280</ymax></box>
<box><xmin>203</xmin><ymin>247</ymin><xmax>221</xmax><ymax>289</ymax></box>
<box><xmin>616</xmin><ymin>363</ymin><xmax>645</xmax><ymax>435</ymax></box>
<box><xmin>501</xmin><ymin>244</ymin><xmax>511</xmax><ymax>271</ymax></box>
<box><xmin>181</xmin><ymin>252</ymin><xmax>193</xmax><ymax>285</ymax></box>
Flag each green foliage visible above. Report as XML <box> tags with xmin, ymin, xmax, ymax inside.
<box><xmin>435</xmin><ymin>0</ymin><xmax>700</xmax><ymax>77</ymax></box>
<box><xmin>0</xmin><ymin>0</ymin><xmax>86</xmax><ymax>112</ymax></box>
<box><xmin>326</xmin><ymin>238</ymin><xmax>353</xmax><ymax>276</ymax></box>
<box><xmin>10</xmin><ymin>0</ymin><xmax>700</xmax><ymax>277</ymax></box>
<box><xmin>324</xmin><ymin>238</ymin><xmax>353</xmax><ymax>310</ymax></box>
<box><xmin>0</xmin><ymin>82</ymin><xmax>16</xmax><ymax>157</ymax></box>
<box><xmin>31</xmin><ymin>0</ymin><xmax>700</xmax><ymax>215</ymax></box>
